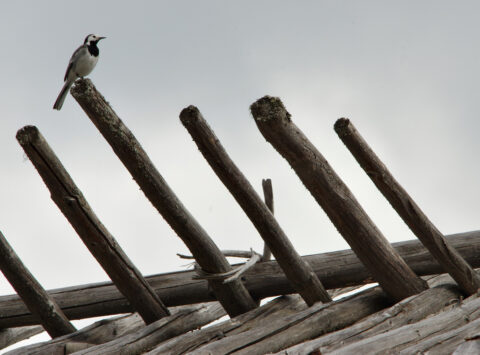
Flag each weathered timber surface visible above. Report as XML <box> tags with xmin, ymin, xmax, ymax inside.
<box><xmin>147</xmin><ymin>295</ymin><xmax>308</xmax><ymax>354</ymax></box>
<box><xmin>6</xmin><ymin>313</ymin><xmax>145</xmax><ymax>355</ymax></box>
<box><xmin>72</xmin><ymin>303</ymin><xmax>225</xmax><ymax>355</ymax></box>
<box><xmin>0</xmin><ymin>231</ymin><xmax>479</xmax><ymax>328</ymax></box>
<box><xmin>261</xmin><ymin>178</ymin><xmax>273</xmax><ymax>262</ymax></box>
<box><xmin>250</xmin><ymin>96</ymin><xmax>427</xmax><ymax>302</ymax></box>
<box><xmin>16</xmin><ymin>126</ymin><xmax>169</xmax><ymax>324</ymax></box>
<box><xmin>180</xmin><ymin>106</ymin><xmax>330</xmax><ymax>305</ymax></box>
<box><xmin>71</xmin><ymin>79</ymin><xmax>257</xmax><ymax>317</ymax></box>
<box><xmin>278</xmin><ymin>277</ymin><xmax>463</xmax><ymax>354</ymax></box>
<box><xmin>335</xmin><ymin>118</ymin><xmax>480</xmax><ymax>295</ymax></box>
<box><xmin>0</xmin><ymin>231</ymin><xmax>75</xmax><ymax>337</ymax></box>
<box><xmin>400</xmin><ymin>317</ymin><xmax>480</xmax><ymax>354</ymax></box>
<box><xmin>329</xmin><ymin>293</ymin><xmax>480</xmax><ymax>354</ymax></box>
<box><xmin>453</xmin><ymin>333</ymin><xmax>480</xmax><ymax>355</ymax></box>
<box><xmin>0</xmin><ymin>326</ymin><xmax>43</xmax><ymax>350</ymax></box>
<box><xmin>176</xmin><ymin>287</ymin><xmax>390</xmax><ymax>355</ymax></box>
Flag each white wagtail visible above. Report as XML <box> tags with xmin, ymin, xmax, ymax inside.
<box><xmin>53</xmin><ymin>34</ymin><xmax>106</xmax><ymax>110</ymax></box>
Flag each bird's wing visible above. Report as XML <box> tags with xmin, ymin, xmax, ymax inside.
<box><xmin>63</xmin><ymin>44</ymin><xmax>87</xmax><ymax>82</ymax></box>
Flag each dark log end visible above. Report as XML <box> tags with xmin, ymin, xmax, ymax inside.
<box><xmin>179</xmin><ymin>105</ymin><xmax>201</xmax><ymax>126</ymax></box>
<box><xmin>333</xmin><ymin>118</ymin><xmax>351</xmax><ymax>137</ymax></box>
<box><xmin>250</xmin><ymin>96</ymin><xmax>291</xmax><ymax>123</ymax></box>
<box><xmin>16</xmin><ymin>126</ymin><xmax>40</xmax><ymax>146</ymax></box>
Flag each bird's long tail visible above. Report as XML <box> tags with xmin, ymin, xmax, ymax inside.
<box><xmin>53</xmin><ymin>80</ymin><xmax>74</xmax><ymax>110</ymax></box>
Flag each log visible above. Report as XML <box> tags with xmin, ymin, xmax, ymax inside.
<box><xmin>0</xmin><ymin>326</ymin><xmax>43</xmax><ymax>350</ymax></box>
<box><xmin>335</xmin><ymin>118</ymin><xmax>480</xmax><ymax>295</ymax></box>
<box><xmin>0</xmin><ymin>231</ymin><xmax>75</xmax><ymax>337</ymax></box>
<box><xmin>261</xmin><ymin>179</ymin><xmax>273</xmax><ymax>262</ymax></box>
<box><xmin>147</xmin><ymin>295</ymin><xmax>308</xmax><ymax>354</ymax></box>
<box><xmin>0</xmin><ymin>231</ymin><xmax>479</xmax><ymax>328</ymax></box>
<box><xmin>6</xmin><ymin>313</ymin><xmax>145</xmax><ymax>355</ymax></box>
<box><xmin>71</xmin><ymin>303</ymin><xmax>225</xmax><ymax>355</ymax></box>
<box><xmin>250</xmin><ymin>96</ymin><xmax>427</xmax><ymax>302</ymax></box>
<box><xmin>277</xmin><ymin>276</ymin><xmax>463</xmax><ymax>354</ymax></box>
<box><xmin>329</xmin><ymin>292</ymin><xmax>480</xmax><ymax>354</ymax></box>
<box><xmin>176</xmin><ymin>287</ymin><xmax>391</xmax><ymax>355</ymax></box>
<box><xmin>180</xmin><ymin>106</ymin><xmax>330</xmax><ymax>305</ymax></box>
<box><xmin>16</xmin><ymin>126</ymin><xmax>170</xmax><ymax>324</ymax></box>
<box><xmin>71</xmin><ymin>79</ymin><xmax>257</xmax><ymax>317</ymax></box>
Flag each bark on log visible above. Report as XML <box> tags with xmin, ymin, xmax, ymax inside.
<box><xmin>180</xmin><ymin>106</ymin><xmax>330</xmax><ymax>305</ymax></box>
<box><xmin>0</xmin><ymin>326</ymin><xmax>43</xmax><ymax>350</ymax></box>
<box><xmin>0</xmin><ymin>231</ymin><xmax>479</xmax><ymax>328</ymax></box>
<box><xmin>329</xmin><ymin>293</ymin><xmax>480</xmax><ymax>354</ymax></box>
<box><xmin>71</xmin><ymin>79</ymin><xmax>257</xmax><ymax>317</ymax></box>
<box><xmin>16</xmin><ymin>126</ymin><xmax>170</xmax><ymax>324</ymax></box>
<box><xmin>6</xmin><ymin>313</ymin><xmax>145</xmax><ymax>355</ymax></box>
<box><xmin>72</xmin><ymin>303</ymin><xmax>224</xmax><ymax>355</ymax></box>
<box><xmin>335</xmin><ymin>118</ymin><xmax>480</xmax><ymax>295</ymax></box>
<box><xmin>171</xmin><ymin>287</ymin><xmax>391</xmax><ymax>355</ymax></box>
<box><xmin>277</xmin><ymin>277</ymin><xmax>463</xmax><ymax>354</ymax></box>
<box><xmin>0</xmin><ymin>231</ymin><xmax>75</xmax><ymax>337</ymax></box>
<box><xmin>250</xmin><ymin>96</ymin><xmax>427</xmax><ymax>302</ymax></box>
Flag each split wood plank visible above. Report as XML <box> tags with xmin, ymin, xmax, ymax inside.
<box><xmin>250</xmin><ymin>96</ymin><xmax>428</xmax><ymax>302</ymax></box>
<box><xmin>261</xmin><ymin>179</ymin><xmax>273</xmax><ymax>262</ymax></box>
<box><xmin>0</xmin><ymin>326</ymin><xmax>43</xmax><ymax>350</ymax></box>
<box><xmin>0</xmin><ymin>231</ymin><xmax>75</xmax><ymax>338</ymax></box>
<box><xmin>334</xmin><ymin>118</ymin><xmax>480</xmax><ymax>295</ymax></box>
<box><xmin>0</xmin><ymin>230</ymin><xmax>479</xmax><ymax>328</ymax></box>
<box><xmin>180</xmin><ymin>106</ymin><xmax>330</xmax><ymax>305</ymax></box>
<box><xmin>16</xmin><ymin>126</ymin><xmax>170</xmax><ymax>324</ymax></box>
<box><xmin>71</xmin><ymin>78</ymin><xmax>257</xmax><ymax>317</ymax></box>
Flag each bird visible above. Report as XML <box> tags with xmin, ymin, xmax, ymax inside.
<box><xmin>53</xmin><ymin>34</ymin><xmax>106</xmax><ymax>110</ymax></box>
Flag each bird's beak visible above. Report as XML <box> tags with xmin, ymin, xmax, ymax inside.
<box><xmin>98</xmin><ymin>36</ymin><xmax>106</xmax><ymax>41</ymax></box>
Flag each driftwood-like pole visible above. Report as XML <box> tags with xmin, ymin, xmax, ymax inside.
<box><xmin>334</xmin><ymin>118</ymin><xmax>480</xmax><ymax>295</ymax></box>
<box><xmin>1</xmin><ymin>230</ymin><xmax>478</xmax><ymax>328</ymax></box>
<box><xmin>261</xmin><ymin>179</ymin><xmax>273</xmax><ymax>262</ymax></box>
<box><xmin>180</xmin><ymin>106</ymin><xmax>330</xmax><ymax>305</ymax></box>
<box><xmin>0</xmin><ymin>231</ymin><xmax>75</xmax><ymax>338</ymax></box>
<box><xmin>71</xmin><ymin>79</ymin><xmax>257</xmax><ymax>317</ymax></box>
<box><xmin>16</xmin><ymin>126</ymin><xmax>170</xmax><ymax>324</ymax></box>
<box><xmin>250</xmin><ymin>96</ymin><xmax>428</xmax><ymax>302</ymax></box>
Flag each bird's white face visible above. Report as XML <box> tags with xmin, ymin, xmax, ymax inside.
<box><xmin>84</xmin><ymin>34</ymin><xmax>106</xmax><ymax>45</ymax></box>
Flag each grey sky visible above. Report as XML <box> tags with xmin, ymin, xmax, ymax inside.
<box><xmin>0</xmin><ymin>1</ymin><xmax>479</xmax><ymax>300</ymax></box>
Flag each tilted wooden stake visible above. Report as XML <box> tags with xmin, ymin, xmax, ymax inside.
<box><xmin>261</xmin><ymin>179</ymin><xmax>273</xmax><ymax>262</ymax></box>
<box><xmin>16</xmin><ymin>126</ymin><xmax>170</xmax><ymax>324</ymax></box>
<box><xmin>0</xmin><ymin>231</ymin><xmax>75</xmax><ymax>337</ymax></box>
<box><xmin>334</xmin><ymin>118</ymin><xmax>480</xmax><ymax>295</ymax></box>
<box><xmin>71</xmin><ymin>79</ymin><xmax>257</xmax><ymax>317</ymax></box>
<box><xmin>180</xmin><ymin>106</ymin><xmax>331</xmax><ymax>305</ymax></box>
<box><xmin>250</xmin><ymin>96</ymin><xmax>428</xmax><ymax>302</ymax></box>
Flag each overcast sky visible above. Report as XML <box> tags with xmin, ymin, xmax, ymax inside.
<box><xmin>1</xmin><ymin>1</ymin><xmax>479</xmax><ymax>302</ymax></box>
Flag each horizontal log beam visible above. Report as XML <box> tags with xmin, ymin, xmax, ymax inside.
<box><xmin>0</xmin><ymin>231</ymin><xmax>479</xmax><ymax>328</ymax></box>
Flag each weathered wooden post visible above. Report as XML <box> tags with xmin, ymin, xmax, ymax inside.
<box><xmin>261</xmin><ymin>179</ymin><xmax>273</xmax><ymax>262</ymax></box>
<box><xmin>16</xmin><ymin>126</ymin><xmax>170</xmax><ymax>324</ymax></box>
<box><xmin>250</xmin><ymin>96</ymin><xmax>428</xmax><ymax>301</ymax></box>
<box><xmin>334</xmin><ymin>118</ymin><xmax>480</xmax><ymax>295</ymax></box>
<box><xmin>0</xmin><ymin>231</ymin><xmax>75</xmax><ymax>337</ymax></box>
<box><xmin>71</xmin><ymin>79</ymin><xmax>257</xmax><ymax>317</ymax></box>
<box><xmin>180</xmin><ymin>106</ymin><xmax>331</xmax><ymax>305</ymax></box>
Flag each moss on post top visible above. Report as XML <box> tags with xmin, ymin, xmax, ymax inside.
<box><xmin>250</xmin><ymin>96</ymin><xmax>291</xmax><ymax>123</ymax></box>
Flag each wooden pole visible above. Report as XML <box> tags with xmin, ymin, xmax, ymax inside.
<box><xmin>0</xmin><ymin>231</ymin><xmax>75</xmax><ymax>338</ymax></box>
<box><xmin>250</xmin><ymin>96</ymin><xmax>428</xmax><ymax>302</ymax></box>
<box><xmin>180</xmin><ymin>106</ymin><xmax>331</xmax><ymax>305</ymax></box>
<box><xmin>70</xmin><ymin>79</ymin><xmax>257</xmax><ymax>317</ymax></box>
<box><xmin>0</xmin><ymin>230</ymin><xmax>478</xmax><ymax>328</ymax></box>
<box><xmin>334</xmin><ymin>118</ymin><xmax>480</xmax><ymax>295</ymax></box>
<box><xmin>261</xmin><ymin>179</ymin><xmax>273</xmax><ymax>262</ymax></box>
<box><xmin>16</xmin><ymin>126</ymin><xmax>170</xmax><ymax>324</ymax></box>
